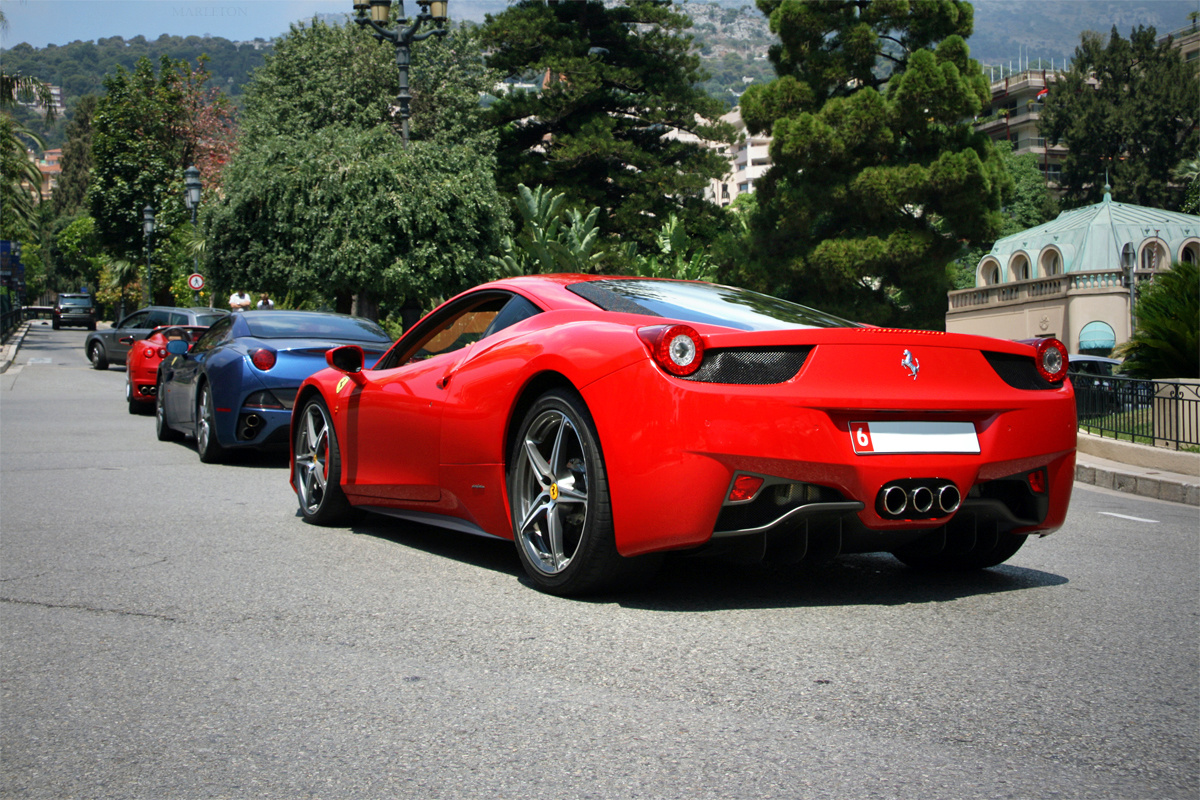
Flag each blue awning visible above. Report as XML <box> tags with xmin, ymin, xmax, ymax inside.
<box><xmin>1078</xmin><ymin>320</ymin><xmax>1116</xmax><ymax>351</ymax></box>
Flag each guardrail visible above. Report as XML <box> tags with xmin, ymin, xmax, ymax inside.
<box><xmin>1072</xmin><ymin>375</ymin><xmax>1200</xmax><ymax>451</ymax></box>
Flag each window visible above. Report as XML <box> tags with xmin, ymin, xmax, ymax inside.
<box><xmin>190</xmin><ymin>315</ymin><xmax>234</xmax><ymax>355</ymax></box>
<box><xmin>118</xmin><ymin>311</ymin><xmax>150</xmax><ymax>330</ymax></box>
<box><xmin>1009</xmin><ymin>254</ymin><xmax>1031</xmax><ymax>281</ymax></box>
<box><xmin>1040</xmin><ymin>249</ymin><xmax>1061</xmax><ymax>277</ymax></box>
<box><xmin>374</xmin><ymin>292</ymin><xmax>542</xmax><ymax>371</ymax></box>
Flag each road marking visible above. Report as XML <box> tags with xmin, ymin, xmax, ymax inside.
<box><xmin>1100</xmin><ymin>512</ymin><xmax>1160</xmax><ymax>524</ymax></box>
<box><xmin>27</xmin><ymin>358</ymin><xmax>51</xmax><ymax>364</ymax></box>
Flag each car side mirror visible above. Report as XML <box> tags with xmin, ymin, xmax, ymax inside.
<box><xmin>165</xmin><ymin>340</ymin><xmax>190</xmax><ymax>355</ymax></box>
<box><xmin>118</xmin><ymin>336</ymin><xmax>134</xmax><ymax>345</ymax></box>
<box><xmin>326</xmin><ymin>345</ymin><xmax>364</xmax><ymax>374</ymax></box>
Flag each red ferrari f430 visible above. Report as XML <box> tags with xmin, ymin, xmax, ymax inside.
<box><xmin>290</xmin><ymin>276</ymin><xmax>1076</xmax><ymax>595</ymax></box>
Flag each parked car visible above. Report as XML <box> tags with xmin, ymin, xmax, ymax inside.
<box><xmin>1068</xmin><ymin>354</ymin><xmax>1152</xmax><ymax>416</ymax></box>
<box><xmin>84</xmin><ymin>306</ymin><xmax>228</xmax><ymax>370</ymax></box>
<box><xmin>156</xmin><ymin>310</ymin><xmax>392</xmax><ymax>463</ymax></box>
<box><xmin>289</xmin><ymin>275</ymin><xmax>1078</xmax><ymax>596</ymax></box>
<box><xmin>52</xmin><ymin>293</ymin><xmax>96</xmax><ymax>330</ymax></box>
<box><xmin>125</xmin><ymin>325</ymin><xmax>210</xmax><ymax>414</ymax></box>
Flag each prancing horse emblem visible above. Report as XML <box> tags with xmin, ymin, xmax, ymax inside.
<box><xmin>901</xmin><ymin>349</ymin><xmax>920</xmax><ymax>380</ymax></box>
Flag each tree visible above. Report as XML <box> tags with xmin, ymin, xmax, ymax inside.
<box><xmin>739</xmin><ymin>0</ymin><xmax>1009</xmax><ymax>329</ymax></box>
<box><xmin>481</xmin><ymin>0</ymin><xmax>735</xmax><ymax>251</ymax></box>
<box><xmin>52</xmin><ymin>94</ymin><xmax>97</xmax><ymax>217</ymax></box>
<box><xmin>87</xmin><ymin>55</ymin><xmax>236</xmax><ymax>302</ymax></box>
<box><xmin>1040</xmin><ymin>26</ymin><xmax>1199</xmax><ymax>211</ymax></box>
<box><xmin>1113</xmin><ymin>260</ymin><xmax>1199</xmax><ymax>379</ymax></box>
<box><xmin>953</xmin><ymin>140</ymin><xmax>1058</xmax><ymax>288</ymax></box>
<box><xmin>490</xmin><ymin>184</ymin><xmax>607</xmax><ymax>276</ymax></box>
<box><xmin>208</xmin><ymin>20</ymin><xmax>507</xmax><ymax>319</ymax></box>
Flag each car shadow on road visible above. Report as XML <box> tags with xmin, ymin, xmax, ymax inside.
<box><xmin>342</xmin><ymin>514</ymin><xmax>1068</xmax><ymax>610</ymax></box>
<box><xmin>614</xmin><ymin>554</ymin><xmax>1068</xmax><ymax>611</ymax></box>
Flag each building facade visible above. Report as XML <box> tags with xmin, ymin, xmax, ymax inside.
<box><xmin>945</xmin><ymin>188</ymin><xmax>1200</xmax><ymax>354</ymax></box>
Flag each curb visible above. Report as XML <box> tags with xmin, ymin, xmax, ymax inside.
<box><xmin>0</xmin><ymin>320</ymin><xmax>32</xmax><ymax>374</ymax></box>
<box><xmin>1075</xmin><ymin>460</ymin><xmax>1200</xmax><ymax>506</ymax></box>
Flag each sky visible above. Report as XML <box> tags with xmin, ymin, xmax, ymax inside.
<box><xmin>1</xmin><ymin>0</ymin><xmax>356</xmax><ymax>47</ymax></box>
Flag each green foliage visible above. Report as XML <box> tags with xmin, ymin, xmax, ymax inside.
<box><xmin>953</xmin><ymin>141</ymin><xmax>1059</xmax><ymax>289</ymax></box>
<box><xmin>481</xmin><ymin>0</ymin><xmax>735</xmax><ymax>251</ymax></box>
<box><xmin>211</xmin><ymin>20</ymin><xmax>507</xmax><ymax>318</ymax></box>
<box><xmin>1113</xmin><ymin>260</ymin><xmax>1199</xmax><ymax>379</ymax></box>
<box><xmin>1039</xmin><ymin>26</ymin><xmax>1199</xmax><ymax>211</ymax></box>
<box><xmin>209</xmin><ymin>125</ymin><xmax>505</xmax><ymax>314</ymax></box>
<box><xmin>54</xmin><ymin>215</ymin><xmax>104</xmax><ymax>293</ymax></box>
<box><xmin>739</xmin><ymin>0</ymin><xmax>1006</xmax><ymax>329</ymax></box>
<box><xmin>630</xmin><ymin>213</ymin><xmax>717</xmax><ymax>282</ymax></box>
<box><xmin>87</xmin><ymin>55</ymin><xmax>235</xmax><ymax>304</ymax></box>
<box><xmin>237</xmin><ymin>20</ymin><xmax>396</xmax><ymax>143</ymax></box>
<box><xmin>1</xmin><ymin>34</ymin><xmax>270</xmax><ymax>148</ymax></box>
<box><xmin>490</xmin><ymin>184</ymin><xmax>605</xmax><ymax>276</ymax></box>
<box><xmin>51</xmin><ymin>95</ymin><xmax>96</xmax><ymax>217</ymax></box>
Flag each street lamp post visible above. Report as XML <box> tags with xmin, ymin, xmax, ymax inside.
<box><xmin>142</xmin><ymin>205</ymin><xmax>155</xmax><ymax>306</ymax></box>
<box><xmin>184</xmin><ymin>166</ymin><xmax>203</xmax><ymax>305</ymax></box>
<box><xmin>353</xmin><ymin>0</ymin><xmax>449</xmax><ymax>147</ymax></box>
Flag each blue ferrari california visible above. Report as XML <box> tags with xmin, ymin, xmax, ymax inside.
<box><xmin>155</xmin><ymin>310</ymin><xmax>392</xmax><ymax>462</ymax></box>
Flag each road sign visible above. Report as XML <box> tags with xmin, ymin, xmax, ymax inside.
<box><xmin>187</xmin><ymin>273</ymin><xmax>205</xmax><ymax>291</ymax></box>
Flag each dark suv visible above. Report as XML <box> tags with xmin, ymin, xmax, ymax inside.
<box><xmin>53</xmin><ymin>293</ymin><xmax>97</xmax><ymax>330</ymax></box>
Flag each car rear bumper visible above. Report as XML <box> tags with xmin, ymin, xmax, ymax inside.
<box><xmin>584</xmin><ymin>359</ymin><xmax>1076</xmax><ymax>558</ymax></box>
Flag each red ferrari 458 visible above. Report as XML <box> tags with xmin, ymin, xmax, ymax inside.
<box><xmin>125</xmin><ymin>325</ymin><xmax>209</xmax><ymax>414</ymax></box>
<box><xmin>290</xmin><ymin>275</ymin><xmax>1076</xmax><ymax>595</ymax></box>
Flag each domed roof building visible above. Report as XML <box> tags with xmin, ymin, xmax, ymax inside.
<box><xmin>946</xmin><ymin>188</ymin><xmax>1200</xmax><ymax>355</ymax></box>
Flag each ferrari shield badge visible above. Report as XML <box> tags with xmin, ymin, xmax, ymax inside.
<box><xmin>336</xmin><ymin>375</ymin><xmax>350</xmax><ymax>393</ymax></box>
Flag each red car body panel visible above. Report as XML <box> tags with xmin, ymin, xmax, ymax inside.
<box><xmin>126</xmin><ymin>326</ymin><xmax>210</xmax><ymax>406</ymax></box>
<box><xmin>292</xmin><ymin>275</ymin><xmax>1076</xmax><ymax>559</ymax></box>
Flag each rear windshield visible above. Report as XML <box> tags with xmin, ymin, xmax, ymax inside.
<box><xmin>59</xmin><ymin>296</ymin><xmax>92</xmax><ymax>307</ymax></box>
<box><xmin>567</xmin><ymin>279</ymin><xmax>859</xmax><ymax>331</ymax></box>
<box><xmin>242</xmin><ymin>311</ymin><xmax>391</xmax><ymax>343</ymax></box>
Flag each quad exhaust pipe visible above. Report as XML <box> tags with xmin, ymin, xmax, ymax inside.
<box><xmin>877</xmin><ymin>480</ymin><xmax>961</xmax><ymax>520</ymax></box>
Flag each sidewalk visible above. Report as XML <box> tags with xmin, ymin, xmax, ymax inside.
<box><xmin>3</xmin><ymin>318</ymin><xmax>1197</xmax><ymax>505</ymax></box>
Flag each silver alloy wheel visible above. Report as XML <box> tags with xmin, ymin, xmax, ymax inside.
<box><xmin>295</xmin><ymin>401</ymin><xmax>332</xmax><ymax>516</ymax></box>
<box><xmin>197</xmin><ymin>386</ymin><xmax>213</xmax><ymax>452</ymax></box>
<box><xmin>512</xmin><ymin>408</ymin><xmax>590</xmax><ymax>576</ymax></box>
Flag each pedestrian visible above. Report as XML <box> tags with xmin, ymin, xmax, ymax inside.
<box><xmin>229</xmin><ymin>289</ymin><xmax>251</xmax><ymax>312</ymax></box>
<box><xmin>257</xmin><ymin>292</ymin><xmax>275</xmax><ymax>310</ymax></box>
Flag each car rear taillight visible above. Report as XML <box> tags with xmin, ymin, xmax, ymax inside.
<box><xmin>1028</xmin><ymin>469</ymin><xmax>1048</xmax><ymax>494</ymax></box>
<box><xmin>250</xmin><ymin>348</ymin><xmax>277</xmax><ymax>371</ymax></box>
<box><xmin>1034</xmin><ymin>338</ymin><xmax>1068</xmax><ymax>383</ymax></box>
<box><xmin>638</xmin><ymin>324</ymin><xmax>704</xmax><ymax>377</ymax></box>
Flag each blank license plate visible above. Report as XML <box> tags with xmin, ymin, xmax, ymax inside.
<box><xmin>851</xmin><ymin>421</ymin><xmax>980</xmax><ymax>455</ymax></box>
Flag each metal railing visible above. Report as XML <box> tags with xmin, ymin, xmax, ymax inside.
<box><xmin>1071</xmin><ymin>374</ymin><xmax>1200</xmax><ymax>450</ymax></box>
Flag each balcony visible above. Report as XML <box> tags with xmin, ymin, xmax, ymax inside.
<box><xmin>948</xmin><ymin>269</ymin><xmax>1154</xmax><ymax>311</ymax></box>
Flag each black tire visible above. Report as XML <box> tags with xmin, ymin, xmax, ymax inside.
<box><xmin>893</xmin><ymin>532</ymin><xmax>1028</xmax><ymax>571</ymax></box>
<box><xmin>88</xmin><ymin>341</ymin><xmax>108</xmax><ymax>370</ymax></box>
<box><xmin>126</xmin><ymin>378</ymin><xmax>140</xmax><ymax>415</ymax></box>
<box><xmin>87</xmin><ymin>321</ymin><xmax>96</xmax><ymax>331</ymax></box>
<box><xmin>508</xmin><ymin>389</ymin><xmax>658</xmax><ymax>596</ymax></box>
<box><xmin>52</xmin><ymin>319</ymin><xmax>60</xmax><ymax>330</ymax></box>
<box><xmin>155</xmin><ymin>378</ymin><xmax>179</xmax><ymax>441</ymax></box>
<box><xmin>294</xmin><ymin>396</ymin><xmax>353</xmax><ymax>525</ymax></box>
<box><xmin>195</xmin><ymin>383</ymin><xmax>224</xmax><ymax>463</ymax></box>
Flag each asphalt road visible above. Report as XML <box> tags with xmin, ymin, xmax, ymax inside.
<box><xmin>2</xmin><ymin>323</ymin><xmax>1197</xmax><ymax>800</ymax></box>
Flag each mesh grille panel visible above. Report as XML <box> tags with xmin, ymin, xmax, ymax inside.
<box><xmin>679</xmin><ymin>347</ymin><xmax>812</xmax><ymax>385</ymax></box>
<box><xmin>983</xmin><ymin>351</ymin><xmax>1058</xmax><ymax>390</ymax></box>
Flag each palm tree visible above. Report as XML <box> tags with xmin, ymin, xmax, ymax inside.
<box><xmin>1114</xmin><ymin>260</ymin><xmax>1199</xmax><ymax>379</ymax></box>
